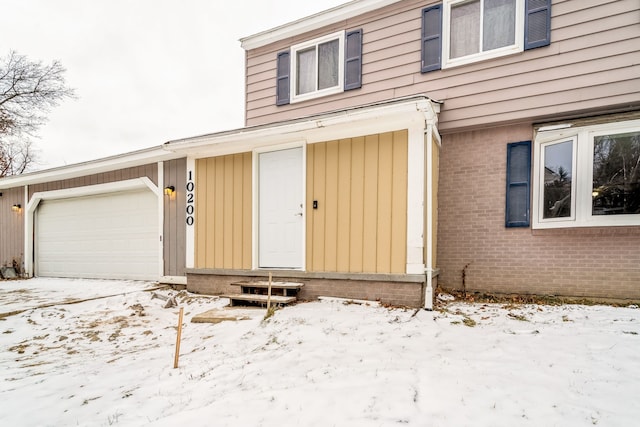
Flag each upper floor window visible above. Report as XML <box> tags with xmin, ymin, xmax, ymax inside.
<box><xmin>421</xmin><ymin>0</ymin><xmax>550</xmax><ymax>72</ymax></box>
<box><xmin>532</xmin><ymin>119</ymin><xmax>640</xmax><ymax>229</ymax></box>
<box><xmin>277</xmin><ymin>30</ymin><xmax>362</xmax><ymax>106</ymax></box>
<box><xmin>444</xmin><ymin>0</ymin><xmax>524</xmax><ymax>67</ymax></box>
<box><xmin>291</xmin><ymin>32</ymin><xmax>344</xmax><ymax>103</ymax></box>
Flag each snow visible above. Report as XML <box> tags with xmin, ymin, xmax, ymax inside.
<box><xmin>1</xmin><ymin>278</ymin><xmax>638</xmax><ymax>426</ymax></box>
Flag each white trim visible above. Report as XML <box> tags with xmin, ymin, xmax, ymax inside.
<box><xmin>535</xmin><ymin>136</ymin><xmax>578</xmax><ymax>225</ymax></box>
<box><xmin>424</xmin><ymin>126</ymin><xmax>435</xmax><ymax>310</ymax></box>
<box><xmin>290</xmin><ymin>31</ymin><xmax>345</xmax><ymax>104</ymax></box>
<box><xmin>532</xmin><ymin>119</ymin><xmax>640</xmax><ymax>229</ymax></box>
<box><xmin>165</xmin><ymin>98</ymin><xmax>439</xmax><ymax>159</ymax></box>
<box><xmin>442</xmin><ymin>0</ymin><xmax>524</xmax><ymax>69</ymax></box>
<box><xmin>158</xmin><ymin>162</ymin><xmax>165</xmax><ymax>279</ymax></box>
<box><xmin>25</xmin><ymin>178</ymin><xmax>159</xmax><ymax>277</ymax></box>
<box><xmin>240</xmin><ymin>0</ymin><xmax>402</xmax><ymax>50</ymax></box>
<box><xmin>185</xmin><ymin>157</ymin><xmax>196</xmax><ymax>269</ymax></box>
<box><xmin>406</xmin><ymin>123</ymin><xmax>426</xmax><ymax>275</ymax></box>
<box><xmin>252</xmin><ymin>142</ymin><xmax>307</xmax><ymax>271</ymax></box>
<box><xmin>0</xmin><ymin>146</ymin><xmax>182</xmax><ymax>189</ymax></box>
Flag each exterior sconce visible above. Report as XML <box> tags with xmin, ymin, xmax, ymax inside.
<box><xmin>12</xmin><ymin>204</ymin><xmax>21</xmax><ymax>212</ymax></box>
<box><xmin>164</xmin><ymin>186</ymin><xmax>175</xmax><ymax>196</ymax></box>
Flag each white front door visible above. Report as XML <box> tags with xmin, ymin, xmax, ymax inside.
<box><xmin>258</xmin><ymin>147</ymin><xmax>304</xmax><ymax>269</ymax></box>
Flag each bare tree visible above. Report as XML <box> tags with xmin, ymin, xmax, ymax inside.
<box><xmin>0</xmin><ymin>50</ymin><xmax>74</xmax><ymax>177</ymax></box>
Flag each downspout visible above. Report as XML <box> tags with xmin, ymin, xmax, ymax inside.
<box><xmin>424</xmin><ymin>125</ymin><xmax>434</xmax><ymax>310</ymax></box>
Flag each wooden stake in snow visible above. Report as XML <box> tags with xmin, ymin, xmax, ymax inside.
<box><xmin>267</xmin><ymin>272</ymin><xmax>273</xmax><ymax>310</ymax></box>
<box><xmin>173</xmin><ymin>306</ymin><xmax>184</xmax><ymax>369</ymax></box>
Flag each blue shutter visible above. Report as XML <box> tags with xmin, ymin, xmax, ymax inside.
<box><xmin>506</xmin><ymin>141</ymin><xmax>531</xmax><ymax>227</ymax></box>
<box><xmin>525</xmin><ymin>0</ymin><xmax>551</xmax><ymax>50</ymax></box>
<box><xmin>344</xmin><ymin>29</ymin><xmax>363</xmax><ymax>91</ymax></box>
<box><xmin>421</xmin><ymin>4</ymin><xmax>442</xmax><ymax>73</ymax></box>
<box><xmin>276</xmin><ymin>50</ymin><xmax>290</xmax><ymax>106</ymax></box>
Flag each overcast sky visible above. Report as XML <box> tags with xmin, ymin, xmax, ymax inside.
<box><xmin>1</xmin><ymin>0</ymin><xmax>347</xmax><ymax>170</ymax></box>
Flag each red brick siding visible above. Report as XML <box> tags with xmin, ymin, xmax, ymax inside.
<box><xmin>437</xmin><ymin>123</ymin><xmax>640</xmax><ymax>299</ymax></box>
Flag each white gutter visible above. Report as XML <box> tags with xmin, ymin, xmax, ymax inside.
<box><xmin>424</xmin><ymin>125</ymin><xmax>435</xmax><ymax>311</ymax></box>
<box><xmin>0</xmin><ymin>146</ymin><xmax>182</xmax><ymax>189</ymax></box>
<box><xmin>164</xmin><ymin>96</ymin><xmax>440</xmax><ymax>157</ymax></box>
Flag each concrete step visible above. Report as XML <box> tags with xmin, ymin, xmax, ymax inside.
<box><xmin>231</xmin><ymin>281</ymin><xmax>304</xmax><ymax>290</ymax></box>
<box><xmin>222</xmin><ymin>293</ymin><xmax>297</xmax><ymax>307</ymax></box>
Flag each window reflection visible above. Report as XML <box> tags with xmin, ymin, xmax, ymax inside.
<box><xmin>543</xmin><ymin>140</ymin><xmax>573</xmax><ymax>218</ymax></box>
<box><xmin>296</xmin><ymin>47</ymin><xmax>316</xmax><ymax>95</ymax></box>
<box><xmin>592</xmin><ymin>131</ymin><xmax>640</xmax><ymax>215</ymax></box>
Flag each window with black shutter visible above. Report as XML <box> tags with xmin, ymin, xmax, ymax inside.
<box><xmin>506</xmin><ymin>140</ymin><xmax>531</xmax><ymax>227</ymax></box>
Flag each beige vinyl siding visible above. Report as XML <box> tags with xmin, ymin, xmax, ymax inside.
<box><xmin>195</xmin><ymin>153</ymin><xmax>252</xmax><ymax>270</ymax></box>
<box><xmin>0</xmin><ymin>186</ymin><xmax>25</xmax><ymax>269</ymax></box>
<box><xmin>163</xmin><ymin>158</ymin><xmax>187</xmax><ymax>277</ymax></box>
<box><xmin>306</xmin><ymin>130</ymin><xmax>407</xmax><ymax>274</ymax></box>
<box><xmin>244</xmin><ymin>0</ymin><xmax>640</xmax><ymax>133</ymax></box>
<box><xmin>27</xmin><ymin>164</ymin><xmax>159</xmax><ymax>198</ymax></box>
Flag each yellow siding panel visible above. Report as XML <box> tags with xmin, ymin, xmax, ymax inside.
<box><xmin>312</xmin><ymin>143</ymin><xmax>327</xmax><ymax>270</ymax></box>
<box><xmin>195</xmin><ymin>159</ymin><xmax>207</xmax><ymax>268</ymax></box>
<box><xmin>336</xmin><ymin>139</ymin><xmax>352</xmax><ymax>272</ymax></box>
<box><xmin>242</xmin><ymin>152</ymin><xmax>253</xmax><ymax>269</ymax></box>
<box><xmin>324</xmin><ymin>140</ymin><xmax>339</xmax><ymax>271</ymax></box>
<box><xmin>349</xmin><ymin>137</ymin><xmax>365</xmax><ymax>272</ymax></box>
<box><xmin>376</xmin><ymin>132</ymin><xmax>393</xmax><ymax>273</ymax></box>
<box><xmin>391</xmin><ymin>131</ymin><xmax>408</xmax><ymax>273</ymax></box>
<box><xmin>194</xmin><ymin>153</ymin><xmax>253</xmax><ymax>270</ymax></box>
<box><xmin>362</xmin><ymin>135</ymin><xmax>379</xmax><ymax>273</ymax></box>
<box><xmin>223</xmin><ymin>156</ymin><xmax>234</xmax><ymax>268</ymax></box>
<box><xmin>214</xmin><ymin>157</ymin><xmax>225</xmax><ymax>267</ymax></box>
<box><xmin>305</xmin><ymin>131</ymin><xmax>409</xmax><ymax>274</ymax></box>
<box><xmin>232</xmin><ymin>154</ymin><xmax>243</xmax><ymax>268</ymax></box>
<box><xmin>205</xmin><ymin>158</ymin><xmax>217</xmax><ymax>267</ymax></box>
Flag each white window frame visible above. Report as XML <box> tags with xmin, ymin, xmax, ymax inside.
<box><xmin>290</xmin><ymin>31</ymin><xmax>344</xmax><ymax>104</ymax></box>
<box><xmin>533</xmin><ymin>119</ymin><xmax>640</xmax><ymax>229</ymax></box>
<box><xmin>442</xmin><ymin>0</ymin><xmax>524</xmax><ymax>69</ymax></box>
<box><xmin>536</xmin><ymin>136</ymin><xmax>578</xmax><ymax>225</ymax></box>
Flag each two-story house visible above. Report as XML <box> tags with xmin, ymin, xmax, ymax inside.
<box><xmin>1</xmin><ymin>0</ymin><xmax>638</xmax><ymax>307</ymax></box>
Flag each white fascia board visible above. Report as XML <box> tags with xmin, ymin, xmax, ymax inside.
<box><xmin>164</xmin><ymin>98</ymin><xmax>439</xmax><ymax>159</ymax></box>
<box><xmin>240</xmin><ymin>0</ymin><xmax>403</xmax><ymax>50</ymax></box>
<box><xmin>28</xmin><ymin>178</ymin><xmax>158</xmax><ymax>211</ymax></box>
<box><xmin>0</xmin><ymin>146</ymin><xmax>182</xmax><ymax>189</ymax></box>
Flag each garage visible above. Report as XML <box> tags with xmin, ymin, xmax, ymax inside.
<box><xmin>35</xmin><ymin>188</ymin><xmax>159</xmax><ymax>280</ymax></box>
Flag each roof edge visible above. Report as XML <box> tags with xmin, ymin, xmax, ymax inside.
<box><xmin>240</xmin><ymin>0</ymin><xmax>402</xmax><ymax>50</ymax></box>
<box><xmin>0</xmin><ymin>145</ymin><xmax>182</xmax><ymax>189</ymax></box>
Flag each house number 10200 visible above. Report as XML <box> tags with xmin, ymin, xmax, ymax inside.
<box><xmin>186</xmin><ymin>170</ymin><xmax>195</xmax><ymax>226</ymax></box>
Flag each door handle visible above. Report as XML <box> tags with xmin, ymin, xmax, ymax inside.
<box><xmin>294</xmin><ymin>212</ymin><xmax>303</xmax><ymax>216</ymax></box>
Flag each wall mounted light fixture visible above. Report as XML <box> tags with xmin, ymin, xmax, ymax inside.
<box><xmin>164</xmin><ymin>186</ymin><xmax>175</xmax><ymax>196</ymax></box>
<box><xmin>11</xmin><ymin>204</ymin><xmax>21</xmax><ymax>212</ymax></box>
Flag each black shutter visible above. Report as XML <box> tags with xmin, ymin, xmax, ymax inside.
<box><xmin>506</xmin><ymin>141</ymin><xmax>531</xmax><ymax>227</ymax></box>
<box><xmin>276</xmin><ymin>50</ymin><xmax>290</xmax><ymax>106</ymax></box>
<box><xmin>525</xmin><ymin>0</ymin><xmax>551</xmax><ymax>50</ymax></box>
<box><xmin>344</xmin><ymin>29</ymin><xmax>363</xmax><ymax>91</ymax></box>
<box><xmin>421</xmin><ymin>4</ymin><xmax>442</xmax><ymax>73</ymax></box>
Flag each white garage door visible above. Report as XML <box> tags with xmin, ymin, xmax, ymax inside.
<box><xmin>35</xmin><ymin>189</ymin><xmax>159</xmax><ymax>280</ymax></box>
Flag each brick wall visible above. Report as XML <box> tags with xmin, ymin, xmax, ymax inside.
<box><xmin>187</xmin><ymin>273</ymin><xmax>425</xmax><ymax>308</ymax></box>
<box><xmin>437</xmin><ymin>124</ymin><xmax>640</xmax><ymax>300</ymax></box>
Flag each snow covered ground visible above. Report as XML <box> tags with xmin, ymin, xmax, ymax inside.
<box><xmin>1</xmin><ymin>278</ymin><xmax>638</xmax><ymax>427</ymax></box>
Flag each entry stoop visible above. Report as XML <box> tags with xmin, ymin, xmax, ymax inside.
<box><xmin>222</xmin><ymin>281</ymin><xmax>304</xmax><ymax>307</ymax></box>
